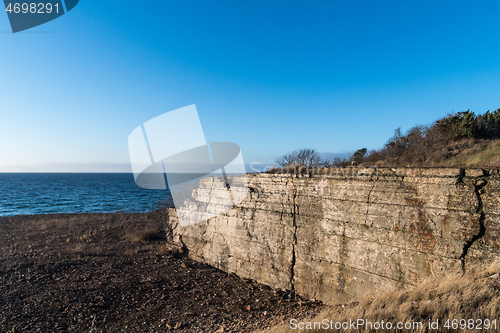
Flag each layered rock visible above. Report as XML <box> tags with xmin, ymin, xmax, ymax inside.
<box><xmin>166</xmin><ymin>168</ymin><xmax>500</xmax><ymax>305</ymax></box>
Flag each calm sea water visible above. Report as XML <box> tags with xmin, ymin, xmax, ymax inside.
<box><xmin>0</xmin><ymin>173</ymin><xmax>174</xmax><ymax>217</ymax></box>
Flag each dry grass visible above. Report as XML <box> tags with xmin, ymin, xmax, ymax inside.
<box><xmin>436</xmin><ymin>139</ymin><xmax>500</xmax><ymax>168</ymax></box>
<box><xmin>367</xmin><ymin>138</ymin><xmax>500</xmax><ymax>168</ymax></box>
<box><xmin>255</xmin><ymin>260</ymin><xmax>500</xmax><ymax>333</ymax></box>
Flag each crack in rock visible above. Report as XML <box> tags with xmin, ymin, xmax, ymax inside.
<box><xmin>338</xmin><ymin>222</ymin><xmax>348</xmax><ymax>294</ymax></box>
<box><xmin>289</xmin><ymin>180</ymin><xmax>298</xmax><ymax>293</ymax></box>
<box><xmin>460</xmin><ymin>173</ymin><xmax>488</xmax><ymax>272</ymax></box>
<box><xmin>364</xmin><ymin>181</ymin><xmax>376</xmax><ymax>226</ymax></box>
<box><xmin>456</xmin><ymin>168</ymin><xmax>466</xmax><ymax>185</ymax></box>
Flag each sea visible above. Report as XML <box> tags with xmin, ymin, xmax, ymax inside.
<box><xmin>0</xmin><ymin>173</ymin><xmax>174</xmax><ymax>217</ymax></box>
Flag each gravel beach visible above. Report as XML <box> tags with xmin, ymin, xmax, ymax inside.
<box><xmin>0</xmin><ymin>211</ymin><xmax>324</xmax><ymax>332</ymax></box>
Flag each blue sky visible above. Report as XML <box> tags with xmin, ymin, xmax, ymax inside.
<box><xmin>1</xmin><ymin>0</ymin><xmax>500</xmax><ymax>172</ymax></box>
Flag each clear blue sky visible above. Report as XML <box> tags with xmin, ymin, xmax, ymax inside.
<box><xmin>1</xmin><ymin>0</ymin><xmax>500</xmax><ymax>172</ymax></box>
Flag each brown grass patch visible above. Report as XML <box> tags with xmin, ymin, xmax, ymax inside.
<box><xmin>255</xmin><ymin>260</ymin><xmax>500</xmax><ymax>333</ymax></box>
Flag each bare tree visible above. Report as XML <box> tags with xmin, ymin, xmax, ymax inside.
<box><xmin>275</xmin><ymin>151</ymin><xmax>296</xmax><ymax>168</ymax></box>
<box><xmin>275</xmin><ymin>148</ymin><xmax>323</xmax><ymax>168</ymax></box>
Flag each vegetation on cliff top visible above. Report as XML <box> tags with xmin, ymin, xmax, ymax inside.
<box><xmin>275</xmin><ymin>109</ymin><xmax>500</xmax><ymax>170</ymax></box>
<box><xmin>365</xmin><ymin>109</ymin><xmax>500</xmax><ymax>167</ymax></box>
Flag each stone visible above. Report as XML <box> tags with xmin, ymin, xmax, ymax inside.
<box><xmin>166</xmin><ymin>168</ymin><xmax>500</xmax><ymax>305</ymax></box>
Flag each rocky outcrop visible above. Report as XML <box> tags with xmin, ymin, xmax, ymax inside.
<box><xmin>166</xmin><ymin>168</ymin><xmax>500</xmax><ymax>305</ymax></box>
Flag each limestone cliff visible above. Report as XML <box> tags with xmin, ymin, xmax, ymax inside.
<box><xmin>166</xmin><ymin>168</ymin><xmax>500</xmax><ymax>305</ymax></box>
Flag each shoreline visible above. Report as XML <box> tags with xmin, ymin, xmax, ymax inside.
<box><xmin>0</xmin><ymin>209</ymin><xmax>172</xmax><ymax>218</ymax></box>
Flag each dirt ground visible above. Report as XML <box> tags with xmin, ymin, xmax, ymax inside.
<box><xmin>0</xmin><ymin>211</ymin><xmax>325</xmax><ymax>332</ymax></box>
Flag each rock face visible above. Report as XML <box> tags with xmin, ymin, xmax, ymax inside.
<box><xmin>166</xmin><ymin>168</ymin><xmax>500</xmax><ymax>305</ymax></box>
